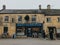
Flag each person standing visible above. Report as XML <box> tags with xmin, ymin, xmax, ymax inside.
<box><xmin>41</xmin><ymin>30</ymin><xmax>45</xmax><ymax>39</ymax></box>
<box><xmin>49</xmin><ymin>30</ymin><xmax>53</xmax><ymax>40</ymax></box>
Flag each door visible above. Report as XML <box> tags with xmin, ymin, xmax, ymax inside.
<box><xmin>26</xmin><ymin>28</ymin><xmax>32</xmax><ymax>37</ymax></box>
<box><xmin>48</xmin><ymin>27</ymin><xmax>56</xmax><ymax>40</ymax></box>
<box><xmin>4</xmin><ymin>27</ymin><xmax>8</xmax><ymax>33</ymax></box>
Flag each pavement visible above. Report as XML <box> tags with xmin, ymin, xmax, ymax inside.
<box><xmin>0</xmin><ymin>38</ymin><xmax>60</xmax><ymax>45</ymax></box>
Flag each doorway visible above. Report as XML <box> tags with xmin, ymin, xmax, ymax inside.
<box><xmin>4</xmin><ymin>27</ymin><xmax>8</xmax><ymax>33</ymax></box>
<box><xmin>48</xmin><ymin>27</ymin><xmax>56</xmax><ymax>40</ymax></box>
<box><xmin>26</xmin><ymin>28</ymin><xmax>32</xmax><ymax>37</ymax></box>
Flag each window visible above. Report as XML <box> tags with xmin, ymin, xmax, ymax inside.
<box><xmin>0</xmin><ymin>17</ymin><xmax>2</xmax><ymax>22</ymax></box>
<box><xmin>32</xmin><ymin>15</ymin><xmax>36</xmax><ymax>22</ymax></box>
<box><xmin>58</xmin><ymin>17</ymin><xmax>60</xmax><ymax>22</ymax></box>
<box><xmin>18</xmin><ymin>16</ymin><xmax>22</xmax><ymax>22</ymax></box>
<box><xmin>4</xmin><ymin>16</ymin><xmax>9</xmax><ymax>22</ymax></box>
<box><xmin>57</xmin><ymin>28</ymin><xmax>60</xmax><ymax>37</ymax></box>
<box><xmin>0</xmin><ymin>17</ymin><xmax>3</xmax><ymax>26</ymax></box>
<box><xmin>57</xmin><ymin>28</ymin><xmax>60</xmax><ymax>33</ymax></box>
<box><xmin>46</xmin><ymin>18</ymin><xmax>51</xmax><ymax>22</ymax></box>
<box><xmin>16</xmin><ymin>27</ymin><xmax>24</xmax><ymax>35</ymax></box>
<box><xmin>12</xmin><ymin>18</ymin><xmax>15</xmax><ymax>23</ymax></box>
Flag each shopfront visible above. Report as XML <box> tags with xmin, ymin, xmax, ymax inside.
<box><xmin>48</xmin><ymin>27</ymin><xmax>56</xmax><ymax>40</ymax></box>
<box><xmin>16</xmin><ymin>23</ymin><xmax>43</xmax><ymax>37</ymax></box>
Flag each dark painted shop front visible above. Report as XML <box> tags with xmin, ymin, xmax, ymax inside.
<box><xmin>16</xmin><ymin>23</ymin><xmax>43</xmax><ymax>37</ymax></box>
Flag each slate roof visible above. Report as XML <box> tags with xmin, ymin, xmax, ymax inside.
<box><xmin>0</xmin><ymin>9</ymin><xmax>60</xmax><ymax>15</ymax></box>
<box><xmin>0</xmin><ymin>9</ymin><xmax>42</xmax><ymax>14</ymax></box>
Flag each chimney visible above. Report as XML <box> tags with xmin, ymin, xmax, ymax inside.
<box><xmin>39</xmin><ymin>5</ymin><xmax>41</xmax><ymax>10</ymax></box>
<box><xmin>47</xmin><ymin>5</ymin><xmax>51</xmax><ymax>9</ymax></box>
<box><xmin>2</xmin><ymin>5</ymin><xmax>6</xmax><ymax>10</ymax></box>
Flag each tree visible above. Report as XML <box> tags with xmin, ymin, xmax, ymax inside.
<box><xmin>24</xmin><ymin>15</ymin><xmax>29</xmax><ymax>22</ymax></box>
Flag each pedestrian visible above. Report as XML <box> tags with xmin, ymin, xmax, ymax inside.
<box><xmin>13</xmin><ymin>34</ymin><xmax>16</xmax><ymax>39</ymax></box>
<box><xmin>42</xmin><ymin>30</ymin><xmax>45</xmax><ymax>39</ymax></box>
<box><xmin>49</xmin><ymin>30</ymin><xmax>53</xmax><ymax>40</ymax></box>
<box><xmin>43</xmin><ymin>30</ymin><xmax>45</xmax><ymax>39</ymax></box>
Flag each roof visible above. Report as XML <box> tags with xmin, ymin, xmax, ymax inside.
<box><xmin>0</xmin><ymin>9</ymin><xmax>42</xmax><ymax>14</ymax></box>
<box><xmin>0</xmin><ymin>9</ymin><xmax>60</xmax><ymax>15</ymax></box>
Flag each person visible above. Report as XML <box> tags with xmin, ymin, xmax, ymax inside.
<box><xmin>32</xmin><ymin>31</ymin><xmax>37</xmax><ymax>38</ymax></box>
<box><xmin>49</xmin><ymin>30</ymin><xmax>53</xmax><ymax>40</ymax></box>
<box><xmin>42</xmin><ymin>30</ymin><xmax>45</xmax><ymax>39</ymax></box>
<box><xmin>32</xmin><ymin>32</ymin><xmax>37</xmax><ymax>38</ymax></box>
<box><xmin>13</xmin><ymin>34</ymin><xmax>16</xmax><ymax>39</ymax></box>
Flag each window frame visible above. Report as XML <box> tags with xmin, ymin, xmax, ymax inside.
<box><xmin>32</xmin><ymin>15</ymin><xmax>36</xmax><ymax>23</ymax></box>
<box><xmin>57</xmin><ymin>17</ymin><xmax>60</xmax><ymax>22</ymax></box>
<box><xmin>18</xmin><ymin>16</ymin><xmax>22</xmax><ymax>22</ymax></box>
<box><xmin>12</xmin><ymin>18</ymin><xmax>15</xmax><ymax>23</ymax></box>
<box><xmin>46</xmin><ymin>17</ymin><xmax>51</xmax><ymax>23</ymax></box>
<box><xmin>4</xmin><ymin>16</ymin><xmax>9</xmax><ymax>22</ymax></box>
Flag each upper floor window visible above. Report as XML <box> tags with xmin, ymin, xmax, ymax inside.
<box><xmin>46</xmin><ymin>18</ymin><xmax>51</xmax><ymax>23</ymax></box>
<box><xmin>12</xmin><ymin>18</ymin><xmax>15</xmax><ymax>23</ymax></box>
<box><xmin>0</xmin><ymin>17</ymin><xmax>3</xmax><ymax>26</ymax></box>
<box><xmin>4</xmin><ymin>16</ymin><xmax>9</xmax><ymax>22</ymax></box>
<box><xmin>32</xmin><ymin>15</ymin><xmax>36</xmax><ymax>22</ymax></box>
<box><xmin>0</xmin><ymin>17</ymin><xmax>3</xmax><ymax>22</ymax></box>
<box><xmin>18</xmin><ymin>16</ymin><xmax>22</xmax><ymax>22</ymax></box>
<box><xmin>58</xmin><ymin>17</ymin><xmax>60</xmax><ymax>22</ymax></box>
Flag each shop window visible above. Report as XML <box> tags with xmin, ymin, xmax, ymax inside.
<box><xmin>16</xmin><ymin>27</ymin><xmax>24</xmax><ymax>35</ymax></box>
<box><xmin>57</xmin><ymin>28</ymin><xmax>60</xmax><ymax>33</ymax></box>
<box><xmin>57</xmin><ymin>28</ymin><xmax>60</xmax><ymax>38</ymax></box>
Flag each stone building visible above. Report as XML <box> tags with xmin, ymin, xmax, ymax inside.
<box><xmin>0</xmin><ymin>5</ymin><xmax>60</xmax><ymax>39</ymax></box>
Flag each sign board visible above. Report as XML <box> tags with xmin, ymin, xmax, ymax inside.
<box><xmin>16</xmin><ymin>23</ymin><xmax>43</xmax><ymax>27</ymax></box>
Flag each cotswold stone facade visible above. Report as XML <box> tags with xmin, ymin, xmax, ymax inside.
<box><xmin>0</xmin><ymin>5</ymin><xmax>60</xmax><ymax>39</ymax></box>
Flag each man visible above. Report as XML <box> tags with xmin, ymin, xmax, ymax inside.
<box><xmin>41</xmin><ymin>30</ymin><xmax>45</xmax><ymax>39</ymax></box>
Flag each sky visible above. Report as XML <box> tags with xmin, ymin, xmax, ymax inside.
<box><xmin>0</xmin><ymin>0</ymin><xmax>60</xmax><ymax>9</ymax></box>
